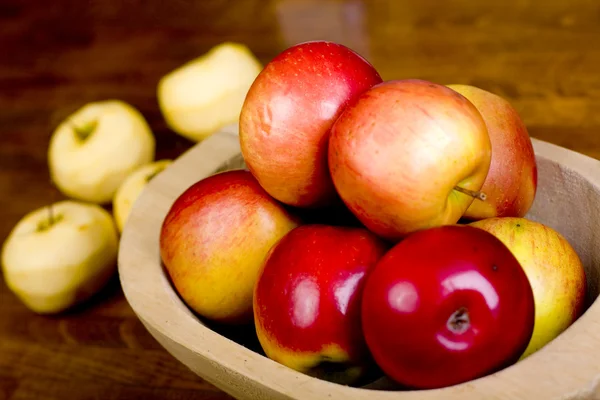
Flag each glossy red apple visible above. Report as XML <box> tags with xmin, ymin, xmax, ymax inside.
<box><xmin>239</xmin><ymin>40</ymin><xmax>382</xmax><ymax>208</ymax></box>
<box><xmin>361</xmin><ymin>224</ymin><xmax>535</xmax><ymax>389</ymax></box>
<box><xmin>447</xmin><ymin>84</ymin><xmax>538</xmax><ymax>219</ymax></box>
<box><xmin>159</xmin><ymin>170</ymin><xmax>301</xmax><ymax>325</ymax></box>
<box><xmin>328</xmin><ymin>79</ymin><xmax>492</xmax><ymax>242</ymax></box>
<box><xmin>253</xmin><ymin>224</ymin><xmax>388</xmax><ymax>385</ymax></box>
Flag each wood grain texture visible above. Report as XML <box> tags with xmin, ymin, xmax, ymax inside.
<box><xmin>1</xmin><ymin>0</ymin><xmax>600</xmax><ymax>399</ymax></box>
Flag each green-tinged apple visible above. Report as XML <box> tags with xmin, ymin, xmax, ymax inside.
<box><xmin>159</xmin><ymin>170</ymin><xmax>301</xmax><ymax>324</ymax></box>
<box><xmin>239</xmin><ymin>40</ymin><xmax>383</xmax><ymax>208</ymax></box>
<box><xmin>48</xmin><ymin>100</ymin><xmax>156</xmax><ymax>204</ymax></box>
<box><xmin>253</xmin><ymin>224</ymin><xmax>389</xmax><ymax>385</ymax></box>
<box><xmin>470</xmin><ymin>217</ymin><xmax>587</xmax><ymax>359</ymax></box>
<box><xmin>1</xmin><ymin>201</ymin><xmax>119</xmax><ymax>314</ymax></box>
<box><xmin>447</xmin><ymin>84</ymin><xmax>537</xmax><ymax>219</ymax></box>
<box><xmin>158</xmin><ymin>42</ymin><xmax>263</xmax><ymax>142</ymax></box>
<box><xmin>113</xmin><ymin>159</ymin><xmax>172</xmax><ymax>233</ymax></box>
<box><xmin>328</xmin><ymin>79</ymin><xmax>492</xmax><ymax>241</ymax></box>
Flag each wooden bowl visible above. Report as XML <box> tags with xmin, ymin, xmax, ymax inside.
<box><xmin>118</xmin><ymin>124</ymin><xmax>600</xmax><ymax>399</ymax></box>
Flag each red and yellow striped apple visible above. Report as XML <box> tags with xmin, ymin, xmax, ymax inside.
<box><xmin>239</xmin><ymin>40</ymin><xmax>382</xmax><ymax>208</ymax></box>
<box><xmin>159</xmin><ymin>170</ymin><xmax>301</xmax><ymax>325</ymax></box>
<box><xmin>448</xmin><ymin>84</ymin><xmax>537</xmax><ymax>219</ymax></box>
<box><xmin>328</xmin><ymin>79</ymin><xmax>492</xmax><ymax>242</ymax></box>
<box><xmin>470</xmin><ymin>217</ymin><xmax>587</xmax><ymax>359</ymax></box>
<box><xmin>253</xmin><ymin>224</ymin><xmax>388</xmax><ymax>385</ymax></box>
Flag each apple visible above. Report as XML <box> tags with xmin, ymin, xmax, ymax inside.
<box><xmin>447</xmin><ymin>84</ymin><xmax>537</xmax><ymax>219</ymax></box>
<box><xmin>1</xmin><ymin>200</ymin><xmax>119</xmax><ymax>314</ymax></box>
<box><xmin>158</xmin><ymin>42</ymin><xmax>263</xmax><ymax>142</ymax></box>
<box><xmin>253</xmin><ymin>224</ymin><xmax>388</xmax><ymax>385</ymax></box>
<box><xmin>48</xmin><ymin>100</ymin><xmax>156</xmax><ymax>204</ymax></box>
<box><xmin>113</xmin><ymin>159</ymin><xmax>173</xmax><ymax>233</ymax></box>
<box><xmin>469</xmin><ymin>217</ymin><xmax>587</xmax><ymax>359</ymax></box>
<box><xmin>361</xmin><ymin>224</ymin><xmax>535</xmax><ymax>389</ymax></box>
<box><xmin>159</xmin><ymin>169</ymin><xmax>301</xmax><ymax>324</ymax></box>
<box><xmin>328</xmin><ymin>79</ymin><xmax>492</xmax><ymax>241</ymax></box>
<box><xmin>239</xmin><ymin>40</ymin><xmax>383</xmax><ymax>208</ymax></box>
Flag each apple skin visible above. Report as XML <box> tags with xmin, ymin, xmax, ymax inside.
<box><xmin>113</xmin><ymin>159</ymin><xmax>172</xmax><ymax>233</ymax></box>
<box><xmin>159</xmin><ymin>169</ymin><xmax>301</xmax><ymax>325</ymax></box>
<box><xmin>253</xmin><ymin>224</ymin><xmax>389</xmax><ymax>385</ymax></box>
<box><xmin>48</xmin><ymin>100</ymin><xmax>156</xmax><ymax>204</ymax></box>
<box><xmin>447</xmin><ymin>84</ymin><xmax>538</xmax><ymax>219</ymax></box>
<box><xmin>158</xmin><ymin>42</ymin><xmax>263</xmax><ymax>142</ymax></box>
<box><xmin>1</xmin><ymin>200</ymin><xmax>119</xmax><ymax>314</ymax></box>
<box><xmin>239</xmin><ymin>40</ymin><xmax>383</xmax><ymax>208</ymax></box>
<box><xmin>469</xmin><ymin>217</ymin><xmax>586</xmax><ymax>359</ymax></box>
<box><xmin>361</xmin><ymin>224</ymin><xmax>535</xmax><ymax>389</ymax></box>
<box><xmin>328</xmin><ymin>79</ymin><xmax>492</xmax><ymax>241</ymax></box>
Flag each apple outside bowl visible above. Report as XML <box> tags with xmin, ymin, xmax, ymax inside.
<box><xmin>118</xmin><ymin>123</ymin><xmax>600</xmax><ymax>400</ymax></box>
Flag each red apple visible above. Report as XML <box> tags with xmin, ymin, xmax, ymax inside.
<box><xmin>239</xmin><ymin>40</ymin><xmax>382</xmax><ymax>208</ymax></box>
<box><xmin>159</xmin><ymin>170</ymin><xmax>301</xmax><ymax>325</ymax></box>
<box><xmin>361</xmin><ymin>224</ymin><xmax>535</xmax><ymax>389</ymax></box>
<box><xmin>447</xmin><ymin>84</ymin><xmax>538</xmax><ymax>219</ymax></box>
<box><xmin>253</xmin><ymin>224</ymin><xmax>389</xmax><ymax>385</ymax></box>
<box><xmin>328</xmin><ymin>79</ymin><xmax>492</xmax><ymax>242</ymax></box>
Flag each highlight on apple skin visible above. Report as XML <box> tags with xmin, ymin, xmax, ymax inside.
<box><xmin>328</xmin><ymin>79</ymin><xmax>492</xmax><ymax>242</ymax></box>
<box><xmin>447</xmin><ymin>84</ymin><xmax>538</xmax><ymax>220</ymax></box>
<box><xmin>239</xmin><ymin>40</ymin><xmax>383</xmax><ymax>209</ymax></box>
<box><xmin>159</xmin><ymin>169</ymin><xmax>301</xmax><ymax>325</ymax></box>
<box><xmin>253</xmin><ymin>224</ymin><xmax>389</xmax><ymax>386</ymax></box>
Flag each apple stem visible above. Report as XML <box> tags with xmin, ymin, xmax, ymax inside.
<box><xmin>67</xmin><ymin>119</ymin><xmax>98</xmax><ymax>141</ymax></box>
<box><xmin>447</xmin><ymin>307</ymin><xmax>470</xmax><ymax>334</ymax></box>
<box><xmin>48</xmin><ymin>203</ymin><xmax>55</xmax><ymax>226</ymax></box>
<box><xmin>37</xmin><ymin>204</ymin><xmax>63</xmax><ymax>232</ymax></box>
<box><xmin>454</xmin><ymin>186</ymin><xmax>487</xmax><ymax>201</ymax></box>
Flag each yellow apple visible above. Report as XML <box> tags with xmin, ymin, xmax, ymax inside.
<box><xmin>113</xmin><ymin>159</ymin><xmax>172</xmax><ymax>233</ymax></box>
<box><xmin>157</xmin><ymin>42</ymin><xmax>263</xmax><ymax>142</ymax></box>
<box><xmin>1</xmin><ymin>200</ymin><xmax>119</xmax><ymax>314</ymax></box>
<box><xmin>48</xmin><ymin>100</ymin><xmax>156</xmax><ymax>204</ymax></box>
<box><xmin>470</xmin><ymin>217</ymin><xmax>587</xmax><ymax>359</ymax></box>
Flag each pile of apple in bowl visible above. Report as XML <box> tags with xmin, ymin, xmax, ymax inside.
<box><xmin>119</xmin><ymin>40</ymin><xmax>600</xmax><ymax>400</ymax></box>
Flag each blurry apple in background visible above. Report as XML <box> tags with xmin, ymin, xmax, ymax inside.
<box><xmin>159</xmin><ymin>170</ymin><xmax>301</xmax><ymax>325</ymax></box>
<box><xmin>239</xmin><ymin>40</ymin><xmax>382</xmax><ymax>208</ymax></box>
<box><xmin>447</xmin><ymin>84</ymin><xmax>537</xmax><ymax>220</ymax></box>
<box><xmin>1</xmin><ymin>201</ymin><xmax>119</xmax><ymax>314</ymax></box>
<box><xmin>253</xmin><ymin>224</ymin><xmax>388</xmax><ymax>385</ymax></box>
<box><xmin>470</xmin><ymin>217</ymin><xmax>587</xmax><ymax>359</ymax></box>
<box><xmin>328</xmin><ymin>79</ymin><xmax>492</xmax><ymax>242</ymax></box>
<box><xmin>361</xmin><ymin>224</ymin><xmax>535</xmax><ymax>389</ymax></box>
<box><xmin>158</xmin><ymin>42</ymin><xmax>263</xmax><ymax>142</ymax></box>
<box><xmin>48</xmin><ymin>100</ymin><xmax>156</xmax><ymax>204</ymax></box>
<box><xmin>113</xmin><ymin>159</ymin><xmax>173</xmax><ymax>233</ymax></box>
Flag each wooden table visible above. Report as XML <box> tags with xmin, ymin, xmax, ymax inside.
<box><xmin>1</xmin><ymin>1</ymin><xmax>599</xmax><ymax>399</ymax></box>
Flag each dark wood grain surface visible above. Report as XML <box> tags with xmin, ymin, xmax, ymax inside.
<box><xmin>1</xmin><ymin>1</ymin><xmax>599</xmax><ymax>399</ymax></box>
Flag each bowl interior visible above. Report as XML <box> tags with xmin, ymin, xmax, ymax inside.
<box><xmin>118</xmin><ymin>127</ymin><xmax>600</xmax><ymax>400</ymax></box>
